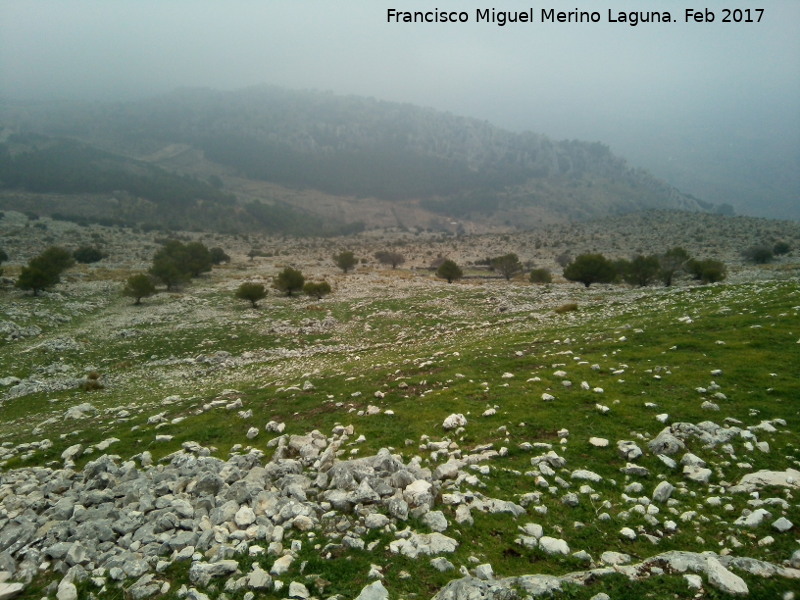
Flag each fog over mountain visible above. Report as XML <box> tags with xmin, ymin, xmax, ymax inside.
<box><xmin>1</xmin><ymin>0</ymin><xmax>798</xmax><ymax>219</ymax></box>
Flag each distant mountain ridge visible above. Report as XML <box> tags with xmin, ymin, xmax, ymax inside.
<box><xmin>0</xmin><ymin>86</ymin><xmax>722</xmax><ymax>233</ymax></box>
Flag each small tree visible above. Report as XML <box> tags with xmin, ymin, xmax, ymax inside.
<box><xmin>184</xmin><ymin>241</ymin><xmax>213</xmax><ymax>277</ymax></box>
<box><xmin>15</xmin><ymin>246</ymin><xmax>74</xmax><ymax>295</ymax></box>
<box><xmin>303</xmin><ymin>281</ymin><xmax>332</xmax><ymax>300</ymax></box>
<box><xmin>491</xmin><ymin>253</ymin><xmax>523</xmax><ymax>281</ymax></box>
<box><xmin>658</xmin><ymin>247</ymin><xmax>690</xmax><ymax>287</ymax></box>
<box><xmin>622</xmin><ymin>254</ymin><xmax>660</xmax><ymax>287</ymax></box>
<box><xmin>436</xmin><ymin>259</ymin><xmax>463</xmax><ymax>284</ymax></box>
<box><xmin>529</xmin><ymin>268</ymin><xmax>552</xmax><ymax>284</ymax></box>
<box><xmin>122</xmin><ymin>273</ymin><xmax>156</xmax><ymax>305</ymax></box>
<box><xmin>149</xmin><ymin>256</ymin><xmax>188</xmax><ymax>291</ymax></box>
<box><xmin>333</xmin><ymin>251</ymin><xmax>357</xmax><ymax>273</ymax></box>
<box><xmin>375</xmin><ymin>251</ymin><xmax>405</xmax><ymax>269</ymax></box>
<box><xmin>563</xmin><ymin>253</ymin><xmax>616</xmax><ymax>288</ymax></box>
<box><xmin>274</xmin><ymin>267</ymin><xmax>305</xmax><ymax>296</ymax></box>
<box><xmin>236</xmin><ymin>282</ymin><xmax>267</xmax><ymax>308</ymax></box>
<box><xmin>73</xmin><ymin>246</ymin><xmax>106</xmax><ymax>264</ymax></box>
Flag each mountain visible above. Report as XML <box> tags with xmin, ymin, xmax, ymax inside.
<box><xmin>0</xmin><ymin>86</ymin><xmax>722</xmax><ymax>234</ymax></box>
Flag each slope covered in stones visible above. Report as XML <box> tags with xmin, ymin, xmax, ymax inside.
<box><xmin>0</xmin><ymin>212</ymin><xmax>798</xmax><ymax>599</ymax></box>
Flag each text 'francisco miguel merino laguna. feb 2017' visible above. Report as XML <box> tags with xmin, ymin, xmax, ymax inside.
<box><xmin>386</xmin><ymin>8</ymin><xmax>765</xmax><ymax>27</ymax></box>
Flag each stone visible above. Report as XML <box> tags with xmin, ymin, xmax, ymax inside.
<box><xmin>423</xmin><ymin>511</ymin><xmax>448</xmax><ymax>532</ymax></box>
<box><xmin>772</xmin><ymin>517</ymin><xmax>793</xmax><ymax>532</ymax></box>
<box><xmin>652</xmin><ymin>481</ymin><xmax>675</xmax><ymax>503</ymax></box>
<box><xmin>355</xmin><ymin>580</ymin><xmax>389</xmax><ymax>600</ymax></box>
<box><xmin>270</xmin><ymin>554</ymin><xmax>294</xmax><ymax>576</ymax></box>
<box><xmin>589</xmin><ymin>437</ymin><xmax>609</xmax><ymax>447</ymax></box>
<box><xmin>56</xmin><ymin>579</ymin><xmax>78</xmax><ymax>600</ymax></box>
<box><xmin>288</xmin><ymin>581</ymin><xmax>309</xmax><ymax>599</ymax></box>
<box><xmin>474</xmin><ymin>563</ymin><xmax>493</xmax><ymax>580</ymax></box>
<box><xmin>706</xmin><ymin>556</ymin><xmax>748</xmax><ymax>595</ymax></box>
<box><xmin>189</xmin><ymin>561</ymin><xmax>239</xmax><ymax>587</ymax></box>
<box><xmin>442</xmin><ymin>414</ymin><xmax>467</xmax><ymax>430</ymax></box>
<box><xmin>0</xmin><ymin>583</ymin><xmax>24</xmax><ymax>600</ymax></box>
<box><xmin>235</xmin><ymin>505</ymin><xmax>256</xmax><ymax>528</ymax></box>
<box><xmin>538</xmin><ymin>536</ymin><xmax>569</xmax><ymax>555</ymax></box>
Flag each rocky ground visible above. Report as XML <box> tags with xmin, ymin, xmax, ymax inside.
<box><xmin>0</xmin><ymin>210</ymin><xmax>798</xmax><ymax>600</ymax></box>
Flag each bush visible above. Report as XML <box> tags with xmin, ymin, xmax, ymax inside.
<box><xmin>436</xmin><ymin>259</ymin><xmax>463</xmax><ymax>283</ymax></box>
<box><xmin>554</xmin><ymin>302</ymin><xmax>579</xmax><ymax>314</ymax></box>
<box><xmin>687</xmin><ymin>258</ymin><xmax>727</xmax><ymax>283</ymax></box>
<box><xmin>773</xmin><ymin>241</ymin><xmax>791</xmax><ymax>256</ymax></box>
<box><xmin>658</xmin><ymin>247</ymin><xmax>691</xmax><ymax>287</ymax></box>
<box><xmin>73</xmin><ymin>245</ymin><xmax>107</xmax><ymax>264</ymax></box>
<box><xmin>274</xmin><ymin>267</ymin><xmax>305</xmax><ymax>296</ymax></box>
<box><xmin>743</xmin><ymin>245</ymin><xmax>773</xmax><ymax>264</ymax></box>
<box><xmin>303</xmin><ymin>281</ymin><xmax>332</xmax><ymax>300</ymax></box>
<box><xmin>620</xmin><ymin>254</ymin><xmax>660</xmax><ymax>287</ymax></box>
<box><xmin>529</xmin><ymin>268</ymin><xmax>552</xmax><ymax>284</ymax></box>
<box><xmin>236</xmin><ymin>282</ymin><xmax>267</xmax><ymax>308</ymax></box>
<box><xmin>375</xmin><ymin>251</ymin><xmax>405</xmax><ymax>269</ymax></box>
<box><xmin>0</xmin><ymin>248</ymin><xmax>7</xmax><ymax>277</ymax></box>
<box><xmin>209</xmin><ymin>247</ymin><xmax>231</xmax><ymax>265</ymax></box>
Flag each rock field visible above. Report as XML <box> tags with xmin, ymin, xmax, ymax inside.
<box><xmin>0</xmin><ymin>210</ymin><xmax>798</xmax><ymax>599</ymax></box>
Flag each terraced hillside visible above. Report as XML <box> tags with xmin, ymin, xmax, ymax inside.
<box><xmin>0</xmin><ymin>215</ymin><xmax>799</xmax><ymax>600</ymax></box>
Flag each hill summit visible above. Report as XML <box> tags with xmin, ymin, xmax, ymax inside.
<box><xmin>0</xmin><ymin>86</ymin><xmax>721</xmax><ymax>234</ymax></box>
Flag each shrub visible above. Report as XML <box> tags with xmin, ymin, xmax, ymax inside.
<box><xmin>73</xmin><ymin>246</ymin><xmax>107</xmax><ymax>264</ymax></box>
<box><xmin>436</xmin><ymin>259</ymin><xmax>463</xmax><ymax>283</ymax></box>
<box><xmin>529</xmin><ymin>268</ymin><xmax>552</xmax><ymax>284</ymax></box>
<box><xmin>555</xmin><ymin>302</ymin><xmax>579</xmax><ymax>314</ymax></box>
<box><xmin>743</xmin><ymin>245</ymin><xmax>773</xmax><ymax>264</ymax></box>
<box><xmin>773</xmin><ymin>241</ymin><xmax>791</xmax><ymax>256</ymax></box>
<box><xmin>621</xmin><ymin>254</ymin><xmax>660</xmax><ymax>287</ymax></box>
<box><xmin>303</xmin><ymin>281</ymin><xmax>332</xmax><ymax>300</ymax></box>
<box><xmin>274</xmin><ymin>267</ymin><xmax>305</xmax><ymax>296</ymax></box>
<box><xmin>687</xmin><ymin>259</ymin><xmax>727</xmax><ymax>284</ymax></box>
<box><xmin>0</xmin><ymin>248</ymin><xmax>7</xmax><ymax>277</ymax></box>
<box><xmin>236</xmin><ymin>282</ymin><xmax>267</xmax><ymax>308</ymax></box>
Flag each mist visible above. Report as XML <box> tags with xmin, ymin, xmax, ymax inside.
<box><xmin>1</xmin><ymin>0</ymin><xmax>798</xmax><ymax>218</ymax></box>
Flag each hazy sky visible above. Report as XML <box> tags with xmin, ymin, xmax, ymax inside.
<box><xmin>1</xmin><ymin>0</ymin><xmax>798</xmax><ymax>217</ymax></box>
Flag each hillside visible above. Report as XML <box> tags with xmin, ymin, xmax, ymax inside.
<box><xmin>0</xmin><ymin>87</ymin><xmax>719</xmax><ymax>234</ymax></box>
<box><xmin>0</xmin><ymin>211</ymin><xmax>798</xmax><ymax>599</ymax></box>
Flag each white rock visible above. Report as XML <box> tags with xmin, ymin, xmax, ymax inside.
<box><xmin>541</xmin><ymin>393</ymin><xmax>555</xmax><ymax>402</ymax></box>
<box><xmin>246</xmin><ymin>427</ymin><xmax>259</xmax><ymax>439</ymax></box>
<box><xmin>589</xmin><ymin>437</ymin><xmax>609</xmax><ymax>447</ymax></box>
<box><xmin>442</xmin><ymin>413</ymin><xmax>467</xmax><ymax>430</ymax></box>
<box><xmin>706</xmin><ymin>556</ymin><xmax>748</xmax><ymax>595</ymax></box>
<box><xmin>772</xmin><ymin>517</ymin><xmax>793</xmax><ymax>532</ymax></box>
<box><xmin>538</xmin><ymin>536</ymin><xmax>569</xmax><ymax>555</ymax></box>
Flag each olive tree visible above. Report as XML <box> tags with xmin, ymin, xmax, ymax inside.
<box><xmin>274</xmin><ymin>267</ymin><xmax>305</xmax><ymax>296</ymax></box>
<box><xmin>122</xmin><ymin>273</ymin><xmax>156</xmax><ymax>305</ymax></box>
<box><xmin>333</xmin><ymin>251</ymin><xmax>357</xmax><ymax>273</ymax></box>
<box><xmin>563</xmin><ymin>253</ymin><xmax>616</xmax><ymax>288</ymax></box>
<box><xmin>490</xmin><ymin>253</ymin><xmax>523</xmax><ymax>281</ymax></box>
<box><xmin>436</xmin><ymin>259</ymin><xmax>463</xmax><ymax>283</ymax></box>
<box><xmin>236</xmin><ymin>282</ymin><xmax>267</xmax><ymax>308</ymax></box>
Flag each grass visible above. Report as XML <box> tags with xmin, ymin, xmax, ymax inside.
<box><xmin>1</xmin><ymin>274</ymin><xmax>799</xmax><ymax>599</ymax></box>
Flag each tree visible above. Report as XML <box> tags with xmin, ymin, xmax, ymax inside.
<box><xmin>743</xmin><ymin>245</ymin><xmax>773</xmax><ymax>264</ymax></box>
<box><xmin>0</xmin><ymin>248</ymin><xmax>7</xmax><ymax>277</ymax></box>
<box><xmin>658</xmin><ymin>247</ymin><xmax>690</xmax><ymax>287</ymax></box>
<box><xmin>183</xmin><ymin>241</ymin><xmax>213</xmax><ymax>277</ymax></box>
<box><xmin>563</xmin><ymin>253</ymin><xmax>616</xmax><ymax>288</ymax></box>
<box><xmin>274</xmin><ymin>267</ymin><xmax>305</xmax><ymax>296</ymax></box>
<box><xmin>687</xmin><ymin>259</ymin><xmax>727</xmax><ymax>284</ymax></box>
<box><xmin>73</xmin><ymin>245</ymin><xmax>106</xmax><ymax>264</ymax></box>
<box><xmin>436</xmin><ymin>259</ymin><xmax>463</xmax><ymax>283</ymax></box>
<box><xmin>303</xmin><ymin>281</ymin><xmax>332</xmax><ymax>300</ymax></box>
<box><xmin>529</xmin><ymin>268</ymin><xmax>552</xmax><ymax>284</ymax></box>
<box><xmin>15</xmin><ymin>246</ymin><xmax>74</xmax><ymax>295</ymax></box>
<box><xmin>375</xmin><ymin>251</ymin><xmax>405</xmax><ymax>269</ymax></box>
<box><xmin>621</xmin><ymin>254</ymin><xmax>660</xmax><ymax>287</ymax></box>
<box><xmin>236</xmin><ymin>282</ymin><xmax>267</xmax><ymax>308</ymax></box>
<box><xmin>333</xmin><ymin>251</ymin><xmax>357</xmax><ymax>273</ymax></box>
<box><xmin>491</xmin><ymin>253</ymin><xmax>523</xmax><ymax>281</ymax></box>
<box><xmin>149</xmin><ymin>256</ymin><xmax>188</xmax><ymax>291</ymax></box>
<box><xmin>122</xmin><ymin>273</ymin><xmax>156</xmax><ymax>305</ymax></box>
<box><xmin>209</xmin><ymin>247</ymin><xmax>231</xmax><ymax>265</ymax></box>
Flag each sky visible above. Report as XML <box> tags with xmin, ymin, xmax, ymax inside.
<box><xmin>1</xmin><ymin>0</ymin><xmax>798</xmax><ymax>218</ymax></box>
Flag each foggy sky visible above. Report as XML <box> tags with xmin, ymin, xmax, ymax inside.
<box><xmin>1</xmin><ymin>0</ymin><xmax>798</xmax><ymax>218</ymax></box>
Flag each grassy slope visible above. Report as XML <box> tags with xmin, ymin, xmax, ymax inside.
<box><xmin>1</xmin><ymin>272</ymin><xmax>798</xmax><ymax>599</ymax></box>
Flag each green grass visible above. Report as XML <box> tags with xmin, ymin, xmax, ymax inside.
<box><xmin>1</xmin><ymin>276</ymin><xmax>799</xmax><ymax>598</ymax></box>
